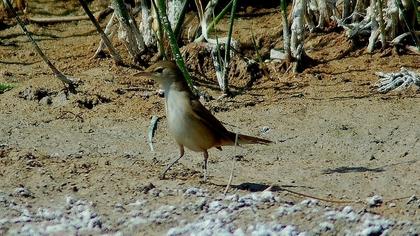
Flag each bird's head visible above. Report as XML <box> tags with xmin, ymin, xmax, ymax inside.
<box><xmin>138</xmin><ymin>61</ymin><xmax>183</xmax><ymax>91</ymax></box>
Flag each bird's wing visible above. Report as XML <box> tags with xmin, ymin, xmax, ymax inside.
<box><xmin>188</xmin><ymin>99</ymin><xmax>234</xmax><ymax>143</ymax></box>
<box><xmin>188</xmin><ymin>98</ymin><xmax>272</xmax><ymax>146</ymax></box>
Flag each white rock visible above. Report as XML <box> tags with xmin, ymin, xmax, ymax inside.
<box><xmin>208</xmin><ymin>201</ymin><xmax>225</xmax><ymax>212</ymax></box>
<box><xmin>270</xmin><ymin>49</ymin><xmax>287</xmax><ymax>60</ymax></box>
<box><xmin>366</xmin><ymin>195</ymin><xmax>383</xmax><ymax>207</ymax></box>
<box><xmin>318</xmin><ymin>222</ymin><xmax>335</xmax><ymax>231</ymax></box>
<box><xmin>184</xmin><ymin>187</ymin><xmax>206</xmax><ymax>197</ymax></box>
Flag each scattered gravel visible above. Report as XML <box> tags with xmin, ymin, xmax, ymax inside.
<box><xmin>0</xmin><ymin>188</ymin><xmax>418</xmax><ymax>235</ymax></box>
<box><xmin>1</xmin><ymin>195</ymin><xmax>103</xmax><ymax>235</ymax></box>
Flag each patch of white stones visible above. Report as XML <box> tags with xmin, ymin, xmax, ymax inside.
<box><xmin>1</xmin><ymin>193</ymin><xmax>102</xmax><ymax>235</ymax></box>
<box><xmin>1</xmin><ymin>188</ymin><xmax>418</xmax><ymax>235</ymax></box>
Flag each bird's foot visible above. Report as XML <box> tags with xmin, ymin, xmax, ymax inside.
<box><xmin>200</xmin><ymin>168</ymin><xmax>208</xmax><ymax>182</ymax></box>
<box><xmin>159</xmin><ymin>170</ymin><xmax>168</xmax><ymax>180</ymax></box>
<box><xmin>203</xmin><ymin>173</ymin><xmax>207</xmax><ymax>182</ymax></box>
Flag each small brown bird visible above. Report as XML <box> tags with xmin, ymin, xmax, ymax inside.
<box><xmin>140</xmin><ymin>61</ymin><xmax>271</xmax><ymax>180</ymax></box>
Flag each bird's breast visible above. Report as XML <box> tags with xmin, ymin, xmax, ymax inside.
<box><xmin>165</xmin><ymin>91</ymin><xmax>216</xmax><ymax>152</ymax></box>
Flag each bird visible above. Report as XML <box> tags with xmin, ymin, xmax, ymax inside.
<box><xmin>139</xmin><ymin>61</ymin><xmax>272</xmax><ymax>180</ymax></box>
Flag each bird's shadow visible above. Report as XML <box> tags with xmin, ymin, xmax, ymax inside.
<box><xmin>211</xmin><ymin>182</ymin><xmax>313</xmax><ymax>192</ymax></box>
<box><xmin>322</xmin><ymin>166</ymin><xmax>384</xmax><ymax>174</ymax></box>
<box><xmin>322</xmin><ymin>160</ymin><xmax>417</xmax><ymax>174</ymax></box>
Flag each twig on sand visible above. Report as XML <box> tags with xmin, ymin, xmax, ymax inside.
<box><xmin>2</xmin><ymin>0</ymin><xmax>78</xmax><ymax>91</ymax></box>
<box><xmin>27</xmin><ymin>8</ymin><xmax>113</xmax><ymax>24</ymax></box>
<box><xmin>56</xmin><ymin>111</ymin><xmax>84</xmax><ymax>122</ymax></box>
<box><xmin>279</xmin><ymin>187</ymin><xmax>358</xmax><ymax>204</ymax></box>
<box><xmin>28</xmin><ymin>15</ymin><xmax>90</xmax><ymax>24</ymax></box>
<box><xmin>224</xmin><ymin>133</ymin><xmax>239</xmax><ymax>195</ymax></box>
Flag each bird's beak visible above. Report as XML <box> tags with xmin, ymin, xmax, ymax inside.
<box><xmin>134</xmin><ymin>64</ymin><xmax>156</xmax><ymax>77</ymax></box>
<box><xmin>134</xmin><ymin>71</ymin><xmax>153</xmax><ymax>77</ymax></box>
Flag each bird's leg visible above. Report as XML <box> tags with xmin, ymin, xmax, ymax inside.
<box><xmin>160</xmin><ymin>145</ymin><xmax>184</xmax><ymax>179</ymax></box>
<box><xmin>202</xmin><ymin>150</ymin><xmax>209</xmax><ymax>181</ymax></box>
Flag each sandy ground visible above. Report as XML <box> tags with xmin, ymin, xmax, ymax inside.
<box><xmin>1</xmin><ymin>0</ymin><xmax>420</xmax><ymax>235</ymax></box>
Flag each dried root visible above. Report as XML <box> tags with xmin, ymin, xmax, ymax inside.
<box><xmin>376</xmin><ymin>68</ymin><xmax>420</xmax><ymax>93</ymax></box>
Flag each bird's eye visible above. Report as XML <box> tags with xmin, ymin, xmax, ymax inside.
<box><xmin>154</xmin><ymin>67</ymin><xmax>164</xmax><ymax>73</ymax></box>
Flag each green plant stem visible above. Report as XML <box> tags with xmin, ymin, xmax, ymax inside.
<box><xmin>224</xmin><ymin>0</ymin><xmax>237</xmax><ymax>63</ymax></box>
<box><xmin>112</xmin><ymin>0</ymin><xmax>131</xmax><ymax>22</ymax></box>
<box><xmin>151</xmin><ymin>0</ymin><xmax>167</xmax><ymax>60</ymax></box>
<box><xmin>394</xmin><ymin>0</ymin><xmax>420</xmax><ymax>50</ymax></box>
<box><xmin>222</xmin><ymin>0</ymin><xmax>237</xmax><ymax>94</ymax></box>
<box><xmin>157</xmin><ymin>0</ymin><xmax>194</xmax><ymax>90</ymax></box>
<box><xmin>174</xmin><ymin>0</ymin><xmax>189</xmax><ymax>41</ymax></box>
<box><xmin>250</xmin><ymin>25</ymin><xmax>263</xmax><ymax>63</ymax></box>
<box><xmin>413</xmin><ymin>0</ymin><xmax>420</xmax><ymax>25</ymax></box>
<box><xmin>207</xmin><ymin>0</ymin><xmax>233</xmax><ymax>34</ymax></box>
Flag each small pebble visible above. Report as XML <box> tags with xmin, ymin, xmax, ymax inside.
<box><xmin>366</xmin><ymin>195</ymin><xmax>383</xmax><ymax>207</ymax></box>
<box><xmin>318</xmin><ymin>222</ymin><xmax>335</xmax><ymax>232</ymax></box>
<box><xmin>14</xmin><ymin>187</ymin><xmax>33</xmax><ymax>198</ymax></box>
<box><xmin>260</xmin><ymin>126</ymin><xmax>270</xmax><ymax>133</ymax></box>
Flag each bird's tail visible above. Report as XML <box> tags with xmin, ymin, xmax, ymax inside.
<box><xmin>223</xmin><ymin>132</ymin><xmax>272</xmax><ymax>145</ymax></box>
